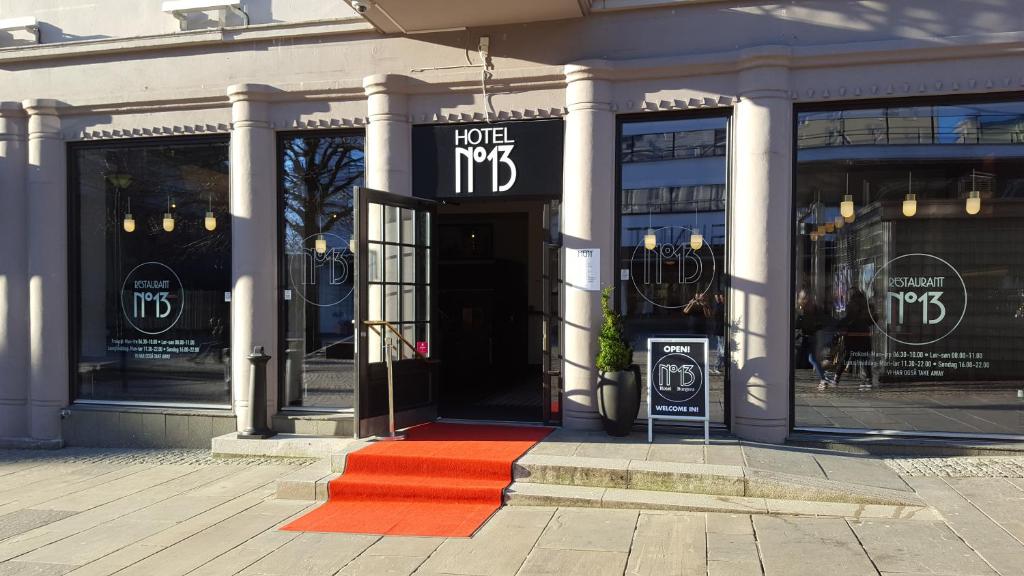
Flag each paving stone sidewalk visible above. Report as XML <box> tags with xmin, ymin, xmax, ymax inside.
<box><xmin>0</xmin><ymin>444</ymin><xmax>1023</xmax><ymax>575</ymax></box>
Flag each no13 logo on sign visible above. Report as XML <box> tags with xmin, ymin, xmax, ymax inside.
<box><xmin>454</xmin><ymin>126</ymin><xmax>517</xmax><ymax>194</ymax></box>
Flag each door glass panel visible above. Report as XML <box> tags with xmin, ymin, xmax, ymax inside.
<box><xmin>401</xmin><ymin>247</ymin><xmax>416</xmax><ymax>283</ymax></box>
<box><xmin>385</xmin><ymin>244</ymin><xmax>399</xmax><ymax>283</ymax></box>
<box><xmin>618</xmin><ymin>116</ymin><xmax>729</xmax><ymax>426</ymax></box>
<box><xmin>385</xmin><ymin>205</ymin><xmax>400</xmax><ymax>243</ymax></box>
<box><xmin>368</xmin><ymin>202</ymin><xmax>383</xmax><ymax>242</ymax></box>
<box><xmin>367</xmin><ymin>242</ymin><xmax>383</xmax><ymax>282</ymax></box>
<box><xmin>279</xmin><ymin>132</ymin><xmax>364</xmax><ymax>409</ymax></box>
<box><xmin>401</xmin><ymin>208</ymin><xmax>415</xmax><ymax>244</ymax></box>
<box><xmin>402</xmin><ymin>286</ymin><xmax>417</xmax><ymax>323</ymax></box>
<box><xmin>385</xmin><ymin>285</ymin><xmax>400</xmax><ymax>323</ymax></box>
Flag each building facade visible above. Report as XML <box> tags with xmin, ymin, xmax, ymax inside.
<box><xmin>1</xmin><ymin>0</ymin><xmax>1022</xmax><ymax>448</ymax></box>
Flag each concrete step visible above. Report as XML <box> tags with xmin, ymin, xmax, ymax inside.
<box><xmin>271</xmin><ymin>411</ymin><xmax>354</xmax><ymax>436</ymax></box>
<box><xmin>504</xmin><ymin>482</ymin><xmax>939</xmax><ymax>520</ymax></box>
<box><xmin>513</xmin><ymin>454</ymin><xmax>924</xmax><ymax>507</ymax></box>
<box><xmin>787</xmin><ymin>432</ymin><xmax>1024</xmax><ymax>457</ymax></box>
<box><xmin>212</xmin><ymin>432</ymin><xmax>363</xmax><ymax>460</ymax></box>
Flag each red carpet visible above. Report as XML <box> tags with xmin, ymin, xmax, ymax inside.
<box><xmin>281</xmin><ymin>422</ymin><xmax>552</xmax><ymax>537</ymax></box>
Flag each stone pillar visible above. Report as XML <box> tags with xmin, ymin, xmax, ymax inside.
<box><xmin>729</xmin><ymin>61</ymin><xmax>793</xmax><ymax>444</ymax></box>
<box><xmin>24</xmin><ymin>99</ymin><xmax>67</xmax><ymax>443</ymax></box>
<box><xmin>0</xmin><ymin>103</ymin><xmax>29</xmax><ymax>440</ymax></box>
<box><xmin>561</xmin><ymin>64</ymin><xmax>616</xmax><ymax>430</ymax></box>
<box><xmin>363</xmin><ymin>74</ymin><xmax>411</xmax><ymax>196</ymax></box>
<box><xmin>228</xmin><ymin>84</ymin><xmax>279</xmax><ymax>432</ymax></box>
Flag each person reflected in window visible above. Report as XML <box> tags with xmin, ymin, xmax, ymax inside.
<box><xmin>795</xmin><ymin>289</ymin><xmax>827</xmax><ymax>391</ymax></box>
<box><xmin>828</xmin><ymin>288</ymin><xmax>874</xmax><ymax>391</ymax></box>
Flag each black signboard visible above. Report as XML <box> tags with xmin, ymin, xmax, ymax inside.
<box><xmin>412</xmin><ymin>119</ymin><xmax>563</xmax><ymax>200</ymax></box>
<box><xmin>647</xmin><ymin>337</ymin><xmax>710</xmax><ymax>442</ymax></box>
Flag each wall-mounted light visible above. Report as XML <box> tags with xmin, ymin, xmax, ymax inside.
<box><xmin>163</xmin><ymin>195</ymin><xmax>175</xmax><ymax>232</ymax></box>
<box><xmin>315</xmin><ymin>234</ymin><xmax>327</xmax><ymax>254</ymax></box>
<box><xmin>204</xmin><ymin>193</ymin><xmax>217</xmax><ymax>231</ymax></box>
<box><xmin>123</xmin><ymin>197</ymin><xmax>135</xmax><ymax>233</ymax></box>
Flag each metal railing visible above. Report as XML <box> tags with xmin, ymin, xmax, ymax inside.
<box><xmin>364</xmin><ymin>320</ymin><xmax>432</xmax><ymax>438</ymax></box>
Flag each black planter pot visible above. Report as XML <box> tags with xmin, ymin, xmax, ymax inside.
<box><xmin>597</xmin><ymin>365</ymin><xmax>642</xmax><ymax>437</ymax></box>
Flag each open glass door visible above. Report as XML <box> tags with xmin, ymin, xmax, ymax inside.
<box><xmin>354</xmin><ymin>186</ymin><xmax>438</xmax><ymax>437</ymax></box>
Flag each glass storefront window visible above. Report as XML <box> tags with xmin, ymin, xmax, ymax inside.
<box><xmin>280</xmin><ymin>132</ymin><xmax>364</xmax><ymax>410</ymax></box>
<box><xmin>618</xmin><ymin>116</ymin><xmax>730</xmax><ymax>425</ymax></box>
<box><xmin>73</xmin><ymin>138</ymin><xmax>231</xmax><ymax>406</ymax></box>
<box><xmin>794</xmin><ymin>99</ymin><xmax>1024</xmax><ymax>438</ymax></box>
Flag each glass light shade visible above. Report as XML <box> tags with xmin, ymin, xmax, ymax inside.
<box><xmin>643</xmin><ymin>228</ymin><xmax>657</xmax><ymax>251</ymax></box>
<box><xmin>204</xmin><ymin>211</ymin><xmax>217</xmax><ymax>231</ymax></box>
<box><xmin>810</xmin><ymin>231</ymin><xmax>819</xmax><ymax>242</ymax></box>
<box><xmin>824</xmin><ymin>223</ymin><xmax>835</xmax><ymax>233</ymax></box>
<box><xmin>840</xmin><ymin>195</ymin><xmax>855</xmax><ymax>218</ymax></box>
<box><xmin>966</xmin><ymin>190</ymin><xmax>981</xmax><ymax>215</ymax></box>
<box><xmin>844</xmin><ymin>212</ymin><xmax>855</xmax><ymax>223</ymax></box>
<box><xmin>902</xmin><ymin>193</ymin><xmax>917</xmax><ymax>217</ymax></box>
<box><xmin>690</xmin><ymin>232</ymin><xmax>703</xmax><ymax>251</ymax></box>
<box><xmin>315</xmin><ymin>234</ymin><xmax>328</xmax><ymax>254</ymax></box>
<box><xmin>349</xmin><ymin>238</ymin><xmax>356</xmax><ymax>254</ymax></box>
<box><xmin>122</xmin><ymin>214</ymin><xmax>135</xmax><ymax>233</ymax></box>
<box><xmin>834</xmin><ymin>215</ymin><xmax>844</xmax><ymax>229</ymax></box>
<box><xmin>162</xmin><ymin>213</ymin><xmax>175</xmax><ymax>232</ymax></box>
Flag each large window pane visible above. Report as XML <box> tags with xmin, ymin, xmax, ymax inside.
<box><xmin>794</xmin><ymin>100</ymin><xmax>1024</xmax><ymax>437</ymax></box>
<box><xmin>280</xmin><ymin>132</ymin><xmax>364</xmax><ymax>410</ymax></box>
<box><xmin>74</xmin><ymin>138</ymin><xmax>231</xmax><ymax>405</ymax></box>
<box><xmin>619</xmin><ymin>115</ymin><xmax>729</xmax><ymax>425</ymax></box>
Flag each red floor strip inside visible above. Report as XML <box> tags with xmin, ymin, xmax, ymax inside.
<box><xmin>281</xmin><ymin>422</ymin><xmax>552</xmax><ymax>537</ymax></box>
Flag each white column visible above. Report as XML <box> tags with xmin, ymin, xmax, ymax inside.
<box><xmin>729</xmin><ymin>62</ymin><xmax>793</xmax><ymax>444</ymax></box>
<box><xmin>0</xmin><ymin>102</ymin><xmax>29</xmax><ymax>439</ymax></box>
<box><xmin>561</xmin><ymin>64</ymin><xmax>616</xmax><ymax>430</ymax></box>
<box><xmin>228</xmin><ymin>84</ymin><xmax>279</xmax><ymax>431</ymax></box>
<box><xmin>363</xmin><ymin>74</ymin><xmax>411</xmax><ymax>196</ymax></box>
<box><xmin>24</xmin><ymin>99</ymin><xmax>67</xmax><ymax>442</ymax></box>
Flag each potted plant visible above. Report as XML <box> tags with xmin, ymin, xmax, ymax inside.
<box><xmin>595</xmin><ymin>286</ymin><xmax>641</xmax><ymax>436</ymax></box>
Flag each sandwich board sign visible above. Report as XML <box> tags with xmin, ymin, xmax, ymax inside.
<box><xmin>646</xmin><ymin>337</ymin><xmax>710</xmax><ymax>444</ymax></box>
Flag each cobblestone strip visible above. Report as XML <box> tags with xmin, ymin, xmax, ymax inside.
<box><xmin>886</xmin><ymin>456</ymin><xmax>1024</xmax><ymax>478</ymax></box>
<box><xmin>0</xmin><ymin>448</ymin><xmax>317</xmax><ymax>467</ymax></box>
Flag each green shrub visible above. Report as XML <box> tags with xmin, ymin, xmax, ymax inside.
<box><xmin>595</xmin><ymin>286</ymin><xmax>633</xmax><ymax>373</ymax></box>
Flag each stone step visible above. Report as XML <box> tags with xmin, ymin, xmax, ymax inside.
<box><xmin>271</xmin><ymin>411</ymin><xmax>354</xmax><ymax>436</ymax></box>
<box><xmin>504</xmin><ymin>482</ymin><xmax>940</xmax><ymax>520</ymax></box>
<box><xmin>513</xmin><ymin>454</ymin><xmax>924</xmax><ymax>507</ymax></box>
<box><xmin>212</xmin><ymin>432</ymin><xmax>362</xmax><ymax>460</ymax></box>
<box><xmin>787</xmin><ymin>432</ymin><xmax>1024</xmax><ymax>457</ymax></box>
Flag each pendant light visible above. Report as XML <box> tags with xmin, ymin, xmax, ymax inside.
<box><xmin>902</xmin><ymin>172</ymin><xmax>917</xmax><ymax>218</ymax></box>
<box><xmin>689</xmin><ymin>192</ymin><xmax>702</xmax><ymax>250</ymax></box>
<box><xmin>966</xmin><ymin>169</ymin><xmax>981</xmax><ymax>215</ymax></box>
<box><xmin>314</xmin><ymin>189</ymin><xmax>327</xmax><ymax>254</ymax></box>
<box><xmin>162</xmin><ymin>196</ymin><xmax>175</xmax><ymax>232</ymax></box>
<box><xmin>122</xmin><ymin>197</ymin><xmax>135</xmax><ymax>233</ymax></box>
<box><xmin>643</xmin><ymin>207</ymin><xmax>656</xmax><ymax>251</ymax></box>
<box><xmin>833</xmin><ymin>215</ymin><xmax>844</xmax><ymax>229</ymax></box>
<box><xmin>840</xmin><ymin>173</ymin><xmax>855</xmax><ymax>218</ymax></box>
<box><xmin>824</xmin><ymin>222</ymin><xmax>835</xmax><ymax>233</ymax></box>
<box><xmin>204</xmin><ymin>193</ymin><xmax>217</xmax><ymax>231</ymax></box>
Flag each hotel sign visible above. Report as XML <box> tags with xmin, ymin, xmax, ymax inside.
<box><xmin>647</xmin><ymin>337</ymin><xmax>710</xmax><ymax>443</ymax></box>
<box><xmin>412</xmin><ymin>119</ymin><xmax>563</xmax><ymax>200</ymax></box>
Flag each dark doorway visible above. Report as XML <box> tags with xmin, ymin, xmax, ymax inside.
<box><xmin>436</xmin><ymin>202</ymin><xmax>546</xmax><ymax>422</ymax></box>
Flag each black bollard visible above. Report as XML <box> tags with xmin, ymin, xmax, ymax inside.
<box><xmin>238</xmin><ymin>345</ymin><xmax>276</xmax><ymax>439</ymax></box>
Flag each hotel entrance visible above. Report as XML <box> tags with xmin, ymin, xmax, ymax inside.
<box><xmin>435</xmin><ymin>199</ymin><xmax>562</xmax><ymax>424</ymax></box>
